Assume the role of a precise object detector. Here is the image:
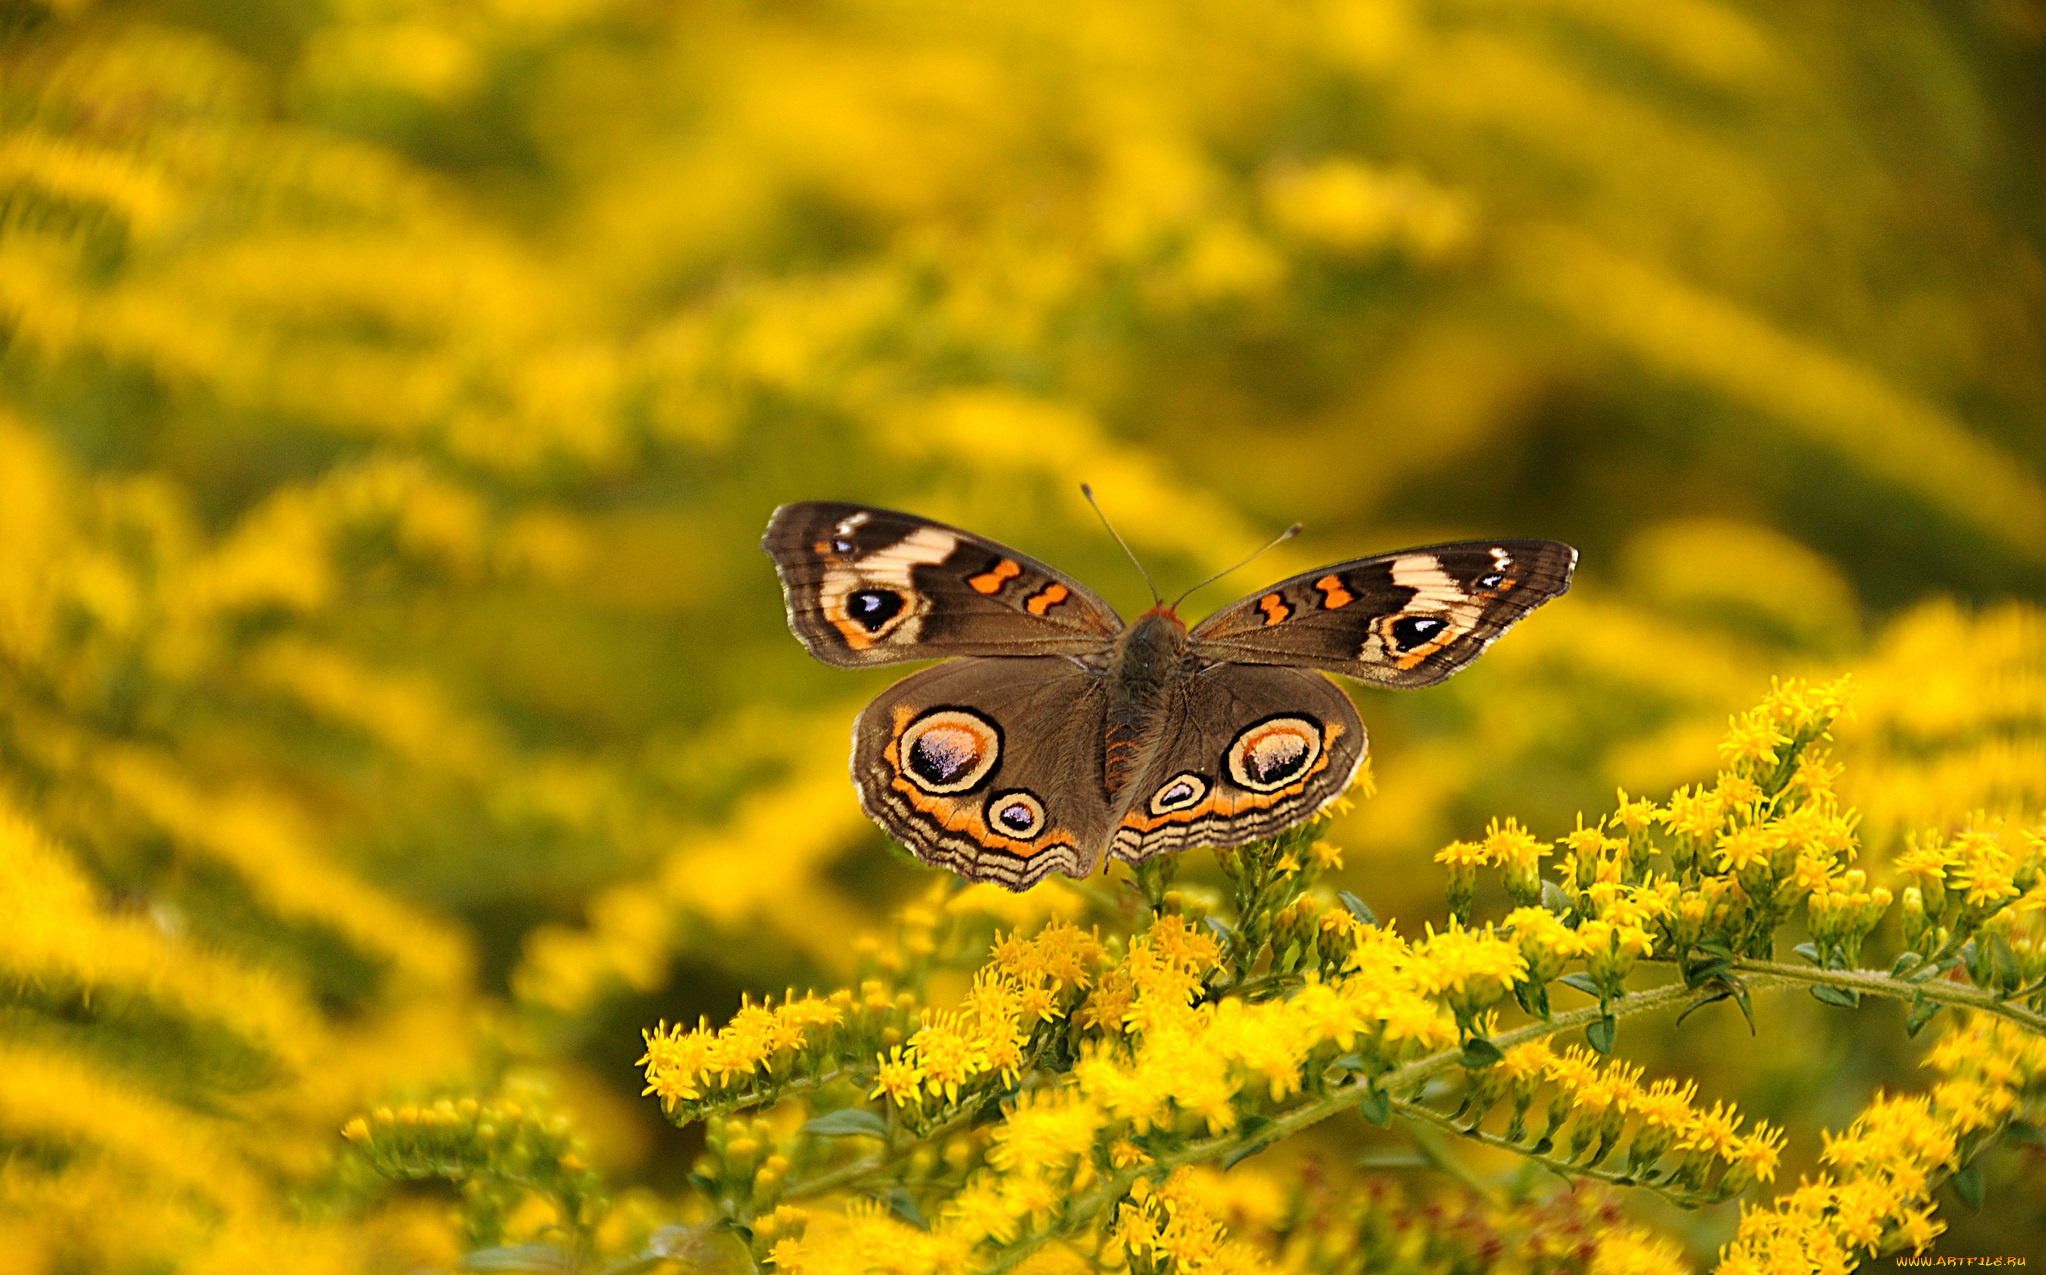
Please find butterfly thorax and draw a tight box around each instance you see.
[1102,607,1194,799]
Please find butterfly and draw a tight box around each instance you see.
[762,501,1576,890]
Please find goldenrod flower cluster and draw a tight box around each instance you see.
[341,1086,602,1251]
[1162,1169,1687,1275]
[642,993,852,1111]
[617,680,2046,1272]
[1722,1017,2046,1270]
[1115,1169,1277,1274]
[1458,1041,1784,1202]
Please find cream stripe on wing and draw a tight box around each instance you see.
[820,527,960,647]
[1358,552,1487,662]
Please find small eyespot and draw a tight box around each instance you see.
[847,588,906,632]
[1389,614,1448,651]
[1149,773,1210,816]
[900,709,1001,794]
[986,789,1045,841]
[1478,572,1504,589]
[1225,716,1323,793]
[832,537,856,554]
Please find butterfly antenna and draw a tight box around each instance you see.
[1080,483,1163,606]
[1170,521,1302,611]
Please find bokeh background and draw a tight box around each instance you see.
[4,0,2046,1267]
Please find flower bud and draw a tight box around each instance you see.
[1901,887,1928,952]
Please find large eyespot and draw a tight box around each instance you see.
[986,789,1045,841]
[847,588,906,632]
[1389,614,1450,652]
[1149,772,1210,816]
[900,709,1001,794]
[1225,716,1323,793]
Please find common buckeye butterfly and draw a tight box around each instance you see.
[764,502,1575,891]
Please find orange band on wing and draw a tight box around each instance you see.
[1115,723,1343,834]
[1025,582,1070,615]
[1390,627,1460,670]
[884,727,1072,859]
[828,610,878,649]
[1258,594,1291,625]
[968,558,1022,594]
[1314,575,1354,609]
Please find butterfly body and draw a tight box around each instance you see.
[764,501,1575,890]
[1102,607,1196,796]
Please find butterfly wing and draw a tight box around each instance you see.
[852,655,1115,889]
[1188,540,1576,689]
[1108,664,1365,865]
[763,502,1123,668]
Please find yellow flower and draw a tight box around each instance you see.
[1719,708,1789,772]
[1714,825,1780,876]
[1414,921,1527,1018]
[870,1046,922,1107]
[1434,838,1489,867]
[1661,784,1726,842]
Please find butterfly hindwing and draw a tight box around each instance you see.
[1189,540,1576,689]
[851,656,1115,888]
[763,502,1123,668]
[1108,664,1366,865]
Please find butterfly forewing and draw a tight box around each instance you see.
[762,502,1124,668]
[1189,539,1576,689]
[851,656,1114,888]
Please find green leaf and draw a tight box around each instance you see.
[1950,1161,1985,1210]
[1359,1087,1392,1126]
[1220,1115,1275,1169]
[1727,977,1756,1034]
[1541,880,1571,915]
[1585,1015,1617,1054]
[1890,952,1924,977]
[1559,973,1601,997]
[1682,957,1734,986]
[1460,1036,1505,1068]
[1675,989,1729,1028]
[1906,994,1942,1038]
[639,1226,755,1274]
[887,1186,928,1228]
[1338,891,1378,927]
[1809,984,1861,1009]
[2005,1120,2046,1147]
[1793,942,1821,964]
[803,1108,889,1139]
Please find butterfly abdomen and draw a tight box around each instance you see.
[1103,608,1194,798]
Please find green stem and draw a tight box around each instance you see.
[782,1153,886,1201]
[1402,1118,1503,1206]
[1656,958,2046,1035]
[1390,1100,1727,1209]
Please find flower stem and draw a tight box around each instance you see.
[1652,957,2046,1035]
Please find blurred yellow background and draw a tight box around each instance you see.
[3,0,2045,1267]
